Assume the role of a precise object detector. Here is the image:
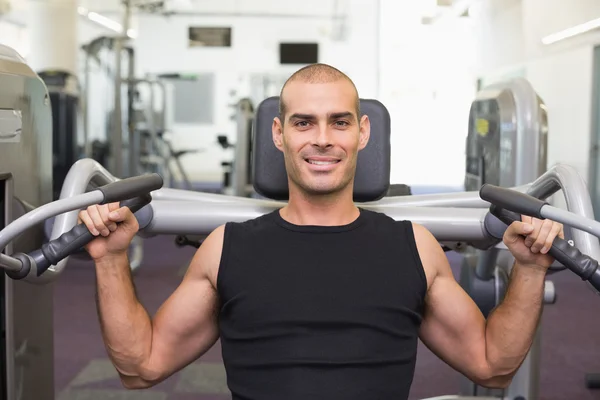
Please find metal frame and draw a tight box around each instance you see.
[2,173,15,400]
[462,76,549,400]
[0,159,581,288]
[2,43,600,400]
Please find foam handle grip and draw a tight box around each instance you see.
[33,194,153,275]
[39,224,95,271]
[489,204,522,227]
[547,238,599,282]
[480,184,547,219]
[98,173,163,204]
[490,204,600,284]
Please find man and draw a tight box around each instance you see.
[79,63,563,400]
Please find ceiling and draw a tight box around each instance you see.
[2,0,483,29]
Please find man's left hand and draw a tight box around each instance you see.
[503,216,564,269]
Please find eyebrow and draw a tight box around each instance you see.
[288,112,355,121]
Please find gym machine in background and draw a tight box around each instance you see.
[80,36,197,187]
[1,45,600,400]
[458,78,550,399]
[218,98,255,197]
[0,44,54,400]
[37,70,82,201]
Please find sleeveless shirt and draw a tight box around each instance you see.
[217,208,427,400]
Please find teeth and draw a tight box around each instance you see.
[308,160,336,165]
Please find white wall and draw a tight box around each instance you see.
[527,47,594,181]
[0,20,27,58]
[379,0,478,187]
[132,0,379,182]
[1,0,480,189]
[471,0,600,189]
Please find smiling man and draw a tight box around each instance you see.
[272,65,367,226]
[78,63,564,400]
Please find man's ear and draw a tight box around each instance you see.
[272,117,284,151]
[358,114,371,151]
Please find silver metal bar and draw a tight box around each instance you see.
[83,49,91,157]
[0,253,22,272]
[232,99,254,197]
[527,164,600,262]
[3,174,15,400]
[127,47,137,177]
[0,191,103,254]
[151,187,283,205]
[542,205,600,239]
[372,191,488,208]
[112,32,124,177]
[144,200,490,243]
[371,184,531,208]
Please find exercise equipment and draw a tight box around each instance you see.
[1,45,598,400]
[459,78,551,399]
[132,77,198,190]
[0,43,54,400]
[37,70,82,201]
[218,98,255,197]
[81,36,197,187]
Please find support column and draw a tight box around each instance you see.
[27,0,78,74]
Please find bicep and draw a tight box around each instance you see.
[143,225,225,381]
[413,223,490,382]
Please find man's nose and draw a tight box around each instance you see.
[313,125,333,148]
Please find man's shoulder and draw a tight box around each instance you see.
[224,209,279,233]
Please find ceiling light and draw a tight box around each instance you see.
[542,17,600,45]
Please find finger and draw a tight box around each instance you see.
[88,205,110,236]
[108,206,132,223]
[531,219,554,253]
[504,221,534,243]
[521,215,533,224]
[78,210,100,236]
[559,223,565,239]
[98,204,118,232]
[524,218,544,248]
[108,202,121,212]
[541,223,563,254]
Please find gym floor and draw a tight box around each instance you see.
[54,235,600,400]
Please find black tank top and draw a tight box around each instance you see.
[217,208,427,400]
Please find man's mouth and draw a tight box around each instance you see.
[304,157,341,165]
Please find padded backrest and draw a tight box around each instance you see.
[252,96,391,202]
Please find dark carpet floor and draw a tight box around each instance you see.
[54,235,600,399]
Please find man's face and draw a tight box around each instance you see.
[272,80,370,197]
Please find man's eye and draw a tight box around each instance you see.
[335,121,349,126]
[296,121,309,127]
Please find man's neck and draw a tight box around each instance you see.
[280,188,359,227]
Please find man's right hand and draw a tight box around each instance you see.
[78,203,139,261]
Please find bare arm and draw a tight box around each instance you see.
[414,220,557,388]
[96,229,223,388]
[83,204,225,388]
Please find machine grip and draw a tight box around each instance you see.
[39,224,94,270]
[32,195,153,275]
[480,184,547,219]
[548,238,599,282]
[119,194,152,214]
[490,205,600,286]
[489,204,522,227]
[98,173,163,204]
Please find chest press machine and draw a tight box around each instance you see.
[0,45,599,400]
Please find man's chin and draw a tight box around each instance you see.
[298,180,347,197]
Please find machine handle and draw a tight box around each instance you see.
[98,173,163,204]
[28,195,152,276]
[480,184,547,219]
[489,204,600,291]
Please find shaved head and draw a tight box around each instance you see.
[279,63,360,123]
